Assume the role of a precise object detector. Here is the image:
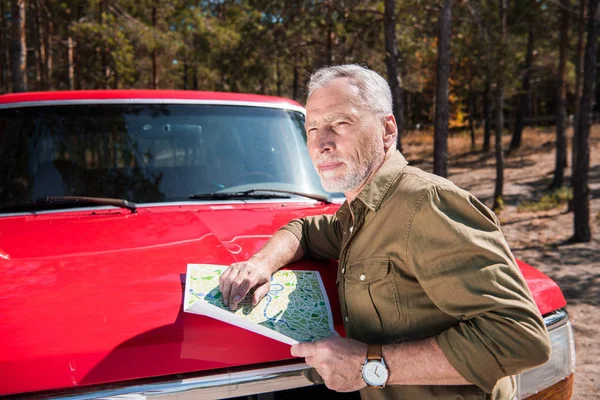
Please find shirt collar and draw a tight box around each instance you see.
[337,150,408,216]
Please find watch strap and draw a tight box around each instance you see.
[366,344,383,361]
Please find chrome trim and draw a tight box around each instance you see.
[39,312,566,400]
[543,308,568,330]
[0,98,306,114]
[40,362,320,400]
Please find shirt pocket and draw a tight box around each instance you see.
[344,257,401,340]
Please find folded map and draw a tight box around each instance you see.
[183,263,338,345]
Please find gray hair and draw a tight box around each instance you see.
[307,64,393,116]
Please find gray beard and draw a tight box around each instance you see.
[316,143,385,193]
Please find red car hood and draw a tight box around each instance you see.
[0,203,565,395]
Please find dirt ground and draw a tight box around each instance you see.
[404,126,600,399]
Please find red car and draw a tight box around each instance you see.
[0,91,575,399]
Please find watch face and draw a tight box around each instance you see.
[362,360,389,386]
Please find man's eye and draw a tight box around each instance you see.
[334,121,347,126]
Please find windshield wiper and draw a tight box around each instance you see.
[0,196,137,213]
[189,190,291,201]
[247,188,332,203]
[189,189,331,203]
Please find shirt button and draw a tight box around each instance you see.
[344,316,348,322]
[360,274,366,281]
[341,268,345,274]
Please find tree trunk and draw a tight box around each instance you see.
[483,79,492,152]
[38,0,49,89]
[44,0,52,89]
[494,83,505,210]
[384,0,404,152]
[509,0,535,153]
[572,0,587,197]
[67,27,75,90]
[151,6,158,89]
[33,0,46,90]
[10,0,27,93]
[551,0,570,189]
[493,0,506,211]
[573,0,598,242]
[326,2,334,65]
[468,84,476,150]
[0,0,7,93]
[433,0,453,177]
[99,0,110,88]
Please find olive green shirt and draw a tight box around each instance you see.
[281,151,551,400]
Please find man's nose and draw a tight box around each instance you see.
[315,128,335,153]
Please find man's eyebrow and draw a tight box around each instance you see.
[326,112,355,122]
[305,113,356,127]
[305,119,319,128]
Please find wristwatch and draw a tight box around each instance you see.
[361,344,389,388]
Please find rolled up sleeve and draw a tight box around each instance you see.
[279,214,342,261]
[406,185,551,393]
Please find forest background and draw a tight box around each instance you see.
[2,0,600,398]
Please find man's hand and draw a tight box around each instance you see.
[219,259,273,310]
[218,229,304,310]
[291,337,368,392]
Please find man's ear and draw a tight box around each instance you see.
[382,114,398,150]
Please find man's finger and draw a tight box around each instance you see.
[252,282,270,305]
[220,267,239,307]
[291,342,317,358]
[303,355,317,368]
[218,266,232,296]
[234,278,254,308]
[229,272,249,310]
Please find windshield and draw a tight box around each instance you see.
[0,103,328,207]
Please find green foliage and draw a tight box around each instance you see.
[1,0,588,119]
[518,187,574,212]
[71,14,137,88]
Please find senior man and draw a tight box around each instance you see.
[219,64,551,400]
